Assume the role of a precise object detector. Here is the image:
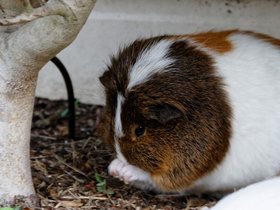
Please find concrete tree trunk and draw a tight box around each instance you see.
[0,0,96,206]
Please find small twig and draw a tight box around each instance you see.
[54,154,88,178]
[31,155,50,160]
[64,170,85,183]
[54,202,61,208]
[67,190,80,200]
[60,195,108,200]
[46,183,54,190]
[31,133,57,140]
[70,141,78,166]
[82,137,91,150]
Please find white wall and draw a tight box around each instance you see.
[36,0,280,105]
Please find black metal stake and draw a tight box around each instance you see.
[51,56,76,139]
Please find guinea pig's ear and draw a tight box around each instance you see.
[146,103,182,125]
[99,70,113,89]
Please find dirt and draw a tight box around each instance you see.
[28,98,217,210]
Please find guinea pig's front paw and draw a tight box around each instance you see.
[108,158,153,186]
[108,158,126,178]
[120,164,152,185]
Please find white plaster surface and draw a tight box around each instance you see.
[36,0,280,105]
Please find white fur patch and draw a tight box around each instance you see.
[108,158,155,190]
[127,39,174,90]
[115,93,124,138]
[108,158,151,184]
[211,177,280,210]
[114,93,127,162]
[112,40,175,178]
[192,33,280,192]
[114,139,127,163]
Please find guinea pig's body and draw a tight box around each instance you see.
[98,30,280,199]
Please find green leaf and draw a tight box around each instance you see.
[96,180,106,187]
[74,99,80,107]
[60,108,69,118]
[94,172,114,195]
[106,188,115,195]
[0,208,18,210]
[94,173,103,183]
[60,98,80,118]
[97,185,105,193]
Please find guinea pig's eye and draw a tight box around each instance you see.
[135,125,145,137]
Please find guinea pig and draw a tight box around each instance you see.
[98,30,280,198]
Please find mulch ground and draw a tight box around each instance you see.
[30,98,218,210]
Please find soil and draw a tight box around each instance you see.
[29,98,217,210]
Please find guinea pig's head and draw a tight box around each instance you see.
[98,36,232,192]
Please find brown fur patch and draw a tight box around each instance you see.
[98,36,232,192]
[145,42,231,190]
[98,36,168,153]
[171,30,280,54]
[171,30,237,54]
[242,31,280,48]
[97,108,115,151]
